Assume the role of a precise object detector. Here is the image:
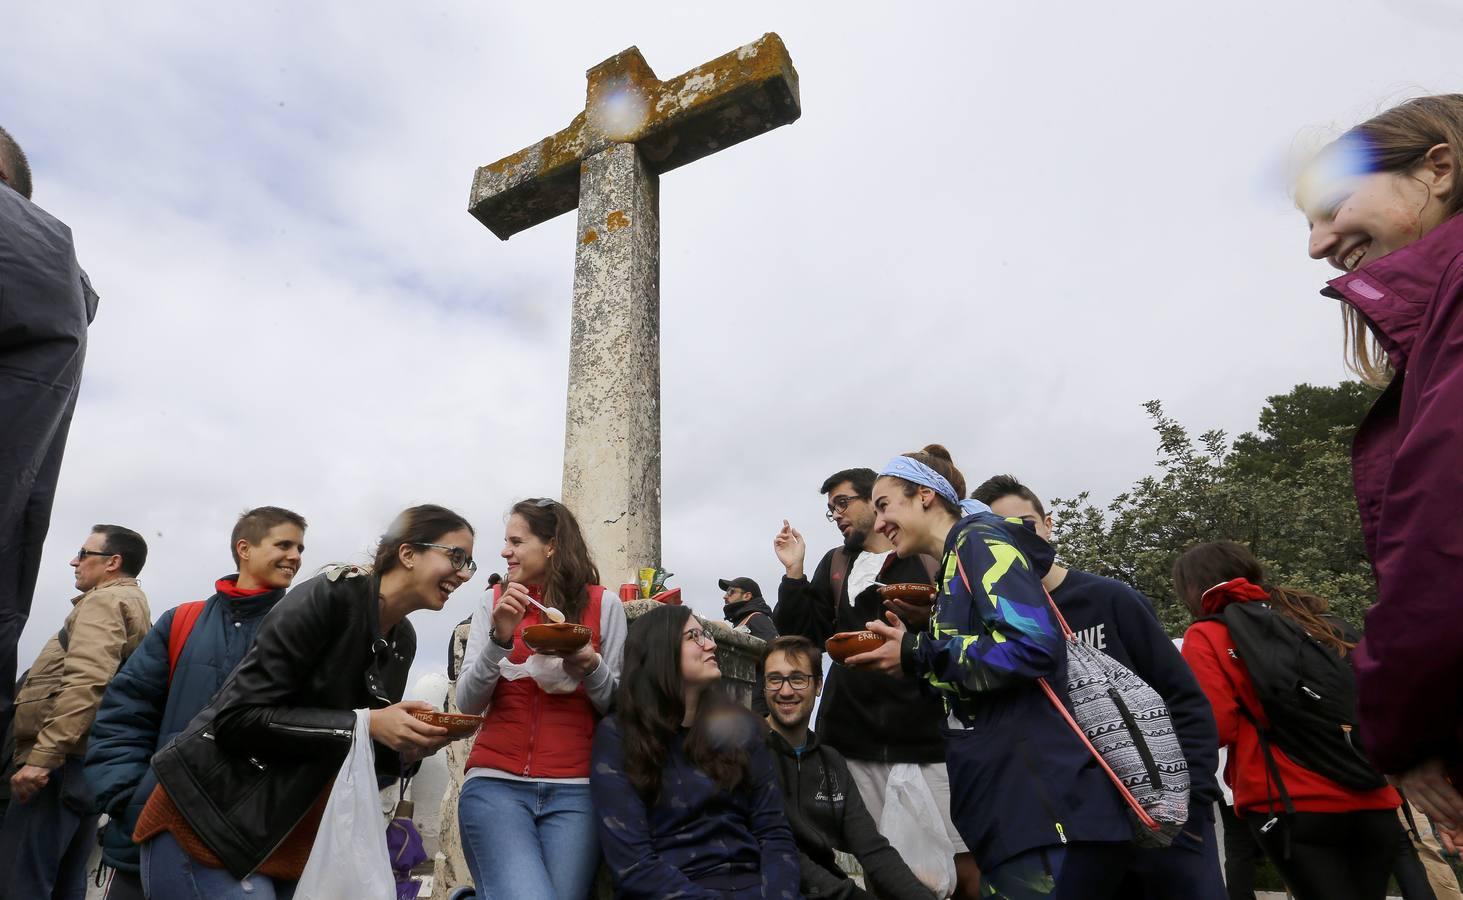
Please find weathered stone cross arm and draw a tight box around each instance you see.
[469,32,801,239]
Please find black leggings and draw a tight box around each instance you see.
[1246,808,1409,900]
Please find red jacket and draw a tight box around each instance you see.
[1180,579,1399,817]
[465,585,605,778]
[1325,213,1463,778]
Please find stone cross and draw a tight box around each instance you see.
[469,34,800,584]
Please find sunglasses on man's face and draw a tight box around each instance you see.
[75,549,114,561]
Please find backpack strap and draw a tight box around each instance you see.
[167,601,207,685]
[829,547,849,607]
[1237,705,1296,857]
[736,610,766,630]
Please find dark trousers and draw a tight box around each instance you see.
[1247,808,1404,900]
[1117,802,1228,900]
[0,194,93,738]
[104,869,147,900]
[0,758,99,900]
[1219,802,1260,900]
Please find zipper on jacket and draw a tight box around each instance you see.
[1016,742,1068,846]
[269,722,354,741]
[523,690,540,776]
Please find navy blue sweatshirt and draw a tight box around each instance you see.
[591,714,802,899]
[1048,568,1222,809]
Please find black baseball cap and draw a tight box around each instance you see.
[717,576,761,597]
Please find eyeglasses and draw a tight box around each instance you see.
[824,494,860,521]
[526,498,557,509]
[413,543,478,574]
[764,673,814,691]
[75,549,115,560]
[683,628,716,649]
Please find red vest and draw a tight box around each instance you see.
[465,584,605,778]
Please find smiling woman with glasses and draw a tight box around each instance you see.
[589,604,799,899]
[455,497,627,900]
[142,505,474,897]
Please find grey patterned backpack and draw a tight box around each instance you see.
[955,557,1191,847]
[1042,595,1191,847]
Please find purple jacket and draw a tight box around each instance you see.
[1324,212,1463,777]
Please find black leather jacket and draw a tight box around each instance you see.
[151,565,415,878]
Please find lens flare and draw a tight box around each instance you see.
[1295,132,1375,220]
[589,80,650,142]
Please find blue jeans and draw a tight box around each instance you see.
[142,831,297,900]
[458,776,599,900]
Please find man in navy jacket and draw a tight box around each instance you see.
[84,507,305,899]
[972,474,1226,900]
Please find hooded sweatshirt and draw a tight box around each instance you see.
[1180,578,1399,817]
[1323,212,1463,778]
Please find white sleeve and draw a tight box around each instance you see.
[583,592,626,715]
[455,589,512,715]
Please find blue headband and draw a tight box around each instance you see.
[879,456,992,517]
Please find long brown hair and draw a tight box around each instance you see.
[510,498,599,623]
[615,605,753,804]
[1330,95,1463,387]
[1172,540,1355,656]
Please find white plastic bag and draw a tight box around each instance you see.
[294,709,396,899]
[501,653,581,693]
[880,764,957,899]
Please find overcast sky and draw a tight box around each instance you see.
[8,0,1462,687]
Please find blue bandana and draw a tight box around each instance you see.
[879,456,992,517]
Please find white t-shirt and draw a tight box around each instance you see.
[847,550,893,606]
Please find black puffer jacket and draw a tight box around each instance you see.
[151,566,414,878]
[765,727,933,900]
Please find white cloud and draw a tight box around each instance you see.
[8,0,1459,687]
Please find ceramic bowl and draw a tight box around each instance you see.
[523,622,592,655]
[408,710,484,739]
[825,630,887,664]
[878,582,938,606]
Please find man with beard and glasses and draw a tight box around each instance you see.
[84,507,306,900]
[763,635,934,900]
[773,468,980,899]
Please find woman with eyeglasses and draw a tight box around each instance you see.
[455,498,628,900]
[590,604,799,899]
[141,504,474,899]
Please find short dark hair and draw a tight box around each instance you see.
[763,635,823,682]
[819,468,876,499]
[970,474,1046,517]
[93,525,148,577]
[0,126,33,200]
[231,506,308,566]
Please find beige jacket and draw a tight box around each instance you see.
[13,577,151,769]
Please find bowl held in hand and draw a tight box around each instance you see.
[523,622,592,655]
[825,630,887,664]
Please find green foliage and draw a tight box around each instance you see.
[1049,383,1380,636]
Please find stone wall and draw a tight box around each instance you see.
[428,601,765,899]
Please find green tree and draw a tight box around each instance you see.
[1049,382,1378,636]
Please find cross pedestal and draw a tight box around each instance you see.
[470,34,800,583]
